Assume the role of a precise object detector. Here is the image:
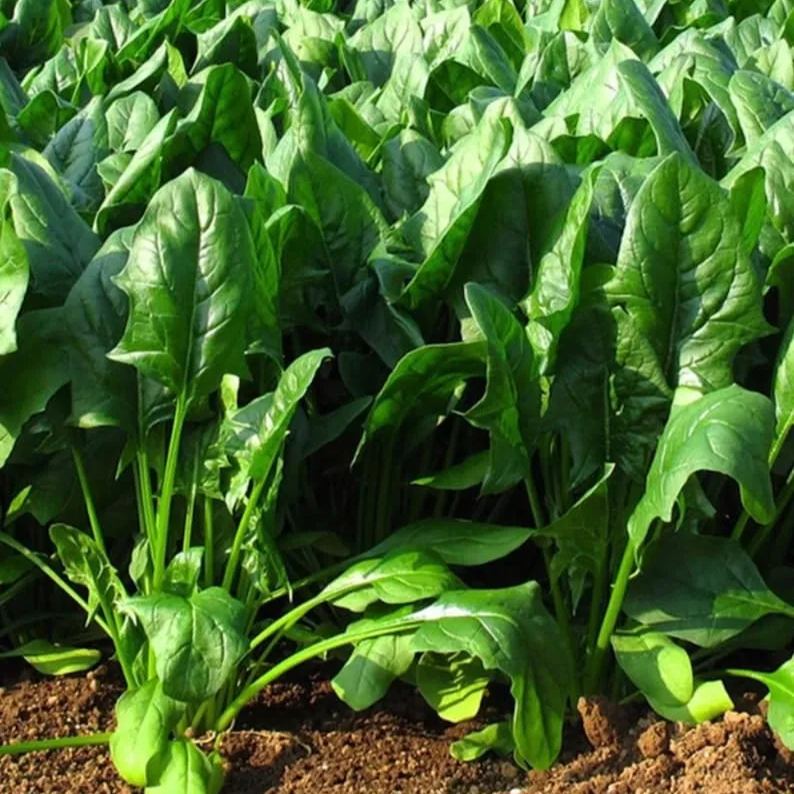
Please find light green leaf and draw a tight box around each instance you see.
[321,550,461,613]
[110,679,184,787]
[0,197,29,355]
[0,640,101,676]
[416,652,490,722]
[332,631,415,710]
[730,658,794,750]
[412,450,489,491]
[608,153,771,393]
[628,385,775,549]
[50,524,128,624]
[369,518,531,566]
[144,740,223,794]
[400,115,512,309]
[451,721,515,762]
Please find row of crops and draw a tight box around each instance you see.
[2,0,794,790]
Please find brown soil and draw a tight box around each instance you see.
[1,665,793,793]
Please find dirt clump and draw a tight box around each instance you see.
[530,697,794,794]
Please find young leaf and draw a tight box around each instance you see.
[0,639,101,676]
[731,658,794,750]
[624,534,794,647]
[110,679,184,787]
[464,283,540,494]
[451,720,515,762]
[50,523,128,623]
[109,169,255,405]
[121,587,247,702]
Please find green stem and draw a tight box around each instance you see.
[222,476,267,592]
[216,621,420,731]
[584,536,636,694]
[249,592,327,652]
[183,482,198,553]
[748,468,794,558]
[0,733,111,756]
[204,497,215,588]
[524,475,546,528]
[72,448,106,556]
[137,451,157,544]
[732,431,790,543]
[153,394,189,590]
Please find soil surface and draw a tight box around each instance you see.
[0,664,793,793]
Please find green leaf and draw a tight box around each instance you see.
[0,639,101,676]
[359,342,484,451]
[608,153,770,394]
[624,534,794,647]
[411,582,572,770]
[612,632,733,722]
[110,679,184,787]
[524,169,596,372]
[106,92,161,152]
[464,283,540,494]
[95,110,178,234]
[451,721,515,762]
[590,0,658,60]
[628,385,776,549]
[5,154,99,302]
[64,227,138,432]
[400,115,512,309]
[170,64,260,173]
[368,518,531,566]
[416,652,490,722]
[145,740,223,794]
[0,310,70,467]
[121,587,247,702]
[321,550,461,613]
[109,169,254,404]
[163,549,204,597]
[729,70,794,147]
[412,450,489,491]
